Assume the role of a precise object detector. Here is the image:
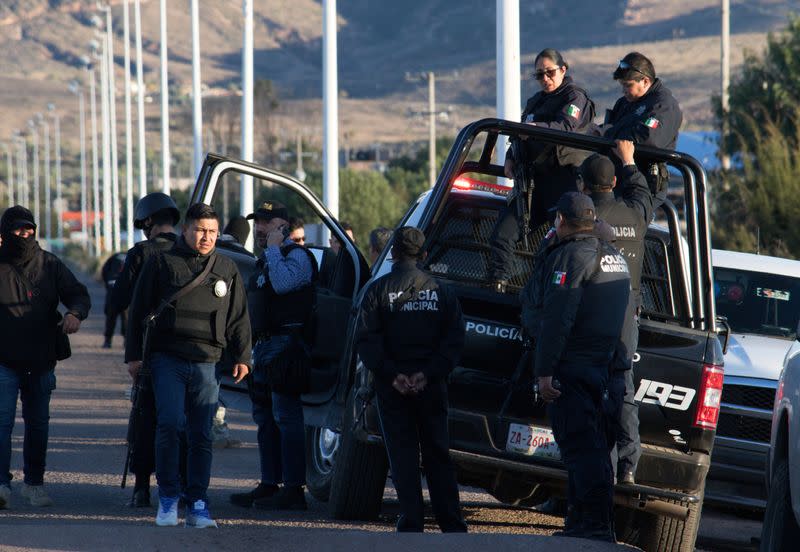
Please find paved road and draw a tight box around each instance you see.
[0,269,761,551]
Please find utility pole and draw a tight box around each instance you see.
[322,0,339,245]
[134,0,147,199]
[721,0,731,170]
[100,30,112,253]
[160,0,170,193]
[70,80,89,251]
[28,120,40,233]
[50,106,63,242]
[4,143,13,206]
[88,58,102,255]
[191,0,203,179]
[496,0,521,168]
[241,0,254,250]
[406,72,455,188]
[123,0,134,248]
[295,132,306,182]
[105,7,121,252]
[40,114,52,242]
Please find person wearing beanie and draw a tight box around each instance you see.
[0,206,91,510]
[355,226,468,533]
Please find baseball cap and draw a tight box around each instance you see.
[553,192,596,223]
[246,200,289,222]
[0,205,37,234]
[392,226,425,258]
[581,154,616,190]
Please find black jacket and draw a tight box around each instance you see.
[356,260,465,384]
[525,233,630,378]
[601,79,682,150]
[109,232,177,313]
[510,76,596,168]
[0,244,91,373]
[591,164,654,298]
[125,237,251,367]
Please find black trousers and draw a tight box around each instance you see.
[375,379,466,533]
[103,290,126,339]
[488,164,579,281]
[548,363,617,541]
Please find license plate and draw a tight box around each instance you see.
[506,423,561,460]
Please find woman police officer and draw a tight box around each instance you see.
[488,48,596,291]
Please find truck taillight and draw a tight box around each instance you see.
[694,363,724,429]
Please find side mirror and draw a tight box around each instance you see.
[716,315,731,355]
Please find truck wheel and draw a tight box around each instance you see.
[616,482,704,552]
[304,425,340,502]
[328,390,389,520]
[760,458,800,551]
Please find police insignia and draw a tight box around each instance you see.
[644,117,660,129]
[552,271,567,285]
[566,104,581,119]
[256,274,266,288]
[635,105,646,115]
[214,280,228,297]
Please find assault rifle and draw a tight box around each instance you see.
[510,138,535,250]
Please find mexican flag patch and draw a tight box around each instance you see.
[552,271,567,285]
[566,104,581,119]
[644,117,660,129]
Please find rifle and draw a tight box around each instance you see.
[121,314,156,489]
[510,138,535,251]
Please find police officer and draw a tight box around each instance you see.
[599,52,682,197]
[230,201,317,511]
[582,142,656,485]
[356,226,467,533]
[100,251,127,348]
[488,48,595,292]
[126,203,251,528]
[0,206,91,509]
[528,193,630,541]
[109,191,180,508]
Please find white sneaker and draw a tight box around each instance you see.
[21,484,53,507]
[155,495,179,526]
[185,499,218,528]
[0,485,10,509]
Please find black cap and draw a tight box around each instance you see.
[133,192,180,229]
[553,192,596,223]
[581,154,616,190]
[392,226,425,258]
[1,205,37,234]
[246,201,289,222]
[223,215,251,246]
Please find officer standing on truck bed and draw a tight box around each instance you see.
[582,140,656,485]
[528,193,631,542]
[356,226,467,533]
[110,192,180,508]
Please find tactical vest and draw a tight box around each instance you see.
[247,244,319,334]
[593,193,647,297]
[152,252,232,350]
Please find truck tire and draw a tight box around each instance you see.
[328,391,389,520]
[760,458,800,551]
[616,481,705,552]
[304,425,340,502]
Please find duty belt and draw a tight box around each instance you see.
[253,323,303,343]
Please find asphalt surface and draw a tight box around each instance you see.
[0,268,762,551]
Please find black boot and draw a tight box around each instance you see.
[230,482,278,508]
[103,337,112,349]
[129,485,150,507]
[253,486,307,511]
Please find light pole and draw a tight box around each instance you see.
[28,119,40,233]
[4,142,12,206]
[496,0,521,169]
[721,0,731,170]
[191,0,203,179]
[123,0,134,248]
[40,114,52,242]
[322,0,339,246]
[98,29,113,253]
[15,131,28,206]
[49,105,63,242]
[134,0,147,199]
[105,7,121,252]
[70,80,89,251]
[87,48,102,255]
[241,0,254,250]
[159,0,170,193]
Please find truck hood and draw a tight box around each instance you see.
[723,334,793,380]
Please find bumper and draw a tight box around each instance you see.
[706,436,768,509]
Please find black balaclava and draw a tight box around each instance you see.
[0,205,39,263]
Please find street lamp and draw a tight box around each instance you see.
[48,104,63,242]
[4,142,13,207]
[27,119,40,234]
[86,44,103,255]
[38,113,51,242]
[70,79,89,252]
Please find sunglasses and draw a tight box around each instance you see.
[533,66,562,81]
[291,236,305,244]
[617,60,651,80]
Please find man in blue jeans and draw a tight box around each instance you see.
[0,206,90,509]
[230,201,317,511]
[126,203,250,528]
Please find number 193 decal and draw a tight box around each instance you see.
[634,379,696,411]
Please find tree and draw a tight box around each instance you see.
[338,168,406,247]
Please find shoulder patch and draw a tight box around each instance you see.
[552,271,567,286]
[565,104,581,119]
[644,117,660,129]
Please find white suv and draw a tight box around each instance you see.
[707,249,800,510]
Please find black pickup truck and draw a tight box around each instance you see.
[190,119,724,552]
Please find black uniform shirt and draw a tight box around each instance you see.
[530,234,631,378]
[591,164,654,298]
[109,232,177,313]
[356,259,465,384]
[601,79,682,150]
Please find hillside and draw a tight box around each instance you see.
[0,0,796,161]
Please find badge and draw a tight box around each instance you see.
[214,280,228,297]
[256,274,266,288]
[635,105,646,116]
